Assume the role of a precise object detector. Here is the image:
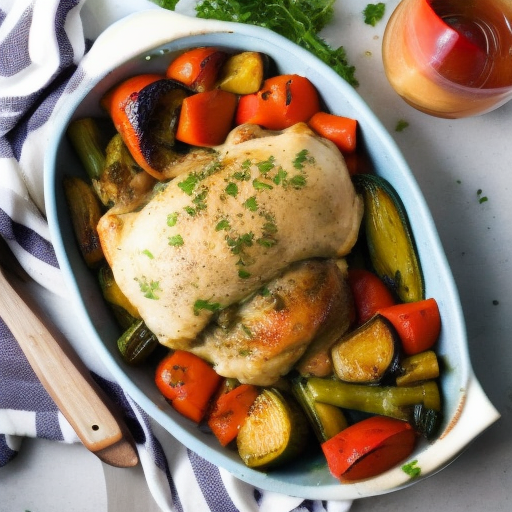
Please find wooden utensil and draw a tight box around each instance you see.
[0,238,138,468]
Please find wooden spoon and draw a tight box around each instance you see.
[0,239,138,468]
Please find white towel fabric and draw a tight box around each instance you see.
[0,1,353,511]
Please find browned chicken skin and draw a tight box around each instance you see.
[189,259,354,386]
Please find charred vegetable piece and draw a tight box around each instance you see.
[98,264,140,328]
[166,47,228,92]
[67,117,107,180]
[292,377,348,443]
[411,404,443,440]
[217,51,268,94]
[396,350,440,386]
[331,314,402,384]
[95,133,155,207]
[102,75,191,179]
[322,415,417,481]
[63,176,104,268]
[117,319,159,365]
[353,174,425,303]
[237,388,310,469]
[307,377,441,422]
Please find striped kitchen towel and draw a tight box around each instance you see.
[0,1,352,511]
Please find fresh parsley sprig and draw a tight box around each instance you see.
[154,0,357,86]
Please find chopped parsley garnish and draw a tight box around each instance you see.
[167,212,178,226]
[238,269,252,279]
[225,182,239,197]
[136,277,161,300]
[257,156,276,174]
[363,3,386,26]
[215,219,231,231]
[243,196,259,211]
[477,189,488,203]
[193,299,222,316]
[253,178,273,191]
[178,174,198,195]
[142,249,154,259]
[289,174,307,189]
[273,167,288,185]
[402,460,421,478]
[293,149,314,169]
[395,119,410,132]
[226,232,254,255]
[168,234,184,247]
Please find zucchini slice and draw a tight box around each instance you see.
[237,389,309,469]
[353,174,425,303]
[117,319,159,365]
[396,350,440,386]
[292,377,348,443]
[331,314,402,384]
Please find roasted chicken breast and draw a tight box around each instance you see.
[98,123,363,352]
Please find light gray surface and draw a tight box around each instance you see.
[1,0,511,510]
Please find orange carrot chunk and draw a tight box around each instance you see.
[166,47,227,92]
[347,268,396,325]
[235,74,320,130]
[322,415,416,481]
[155,350,223,423]
[176,89,237,147]
[308,112,357,154]
[207,384,260,446]
[378,298,441,355]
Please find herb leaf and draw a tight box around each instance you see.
[363,3,386,26]
[155,0,357,86]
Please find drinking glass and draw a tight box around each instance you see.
[382,0,512,118]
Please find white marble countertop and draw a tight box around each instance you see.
[2,0,511,510]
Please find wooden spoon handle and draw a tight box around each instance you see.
[0,268,138,467]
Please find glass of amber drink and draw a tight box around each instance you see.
[382,0,512,118]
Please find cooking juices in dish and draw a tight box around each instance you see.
[65,46,445,482]
[382,0,512,118]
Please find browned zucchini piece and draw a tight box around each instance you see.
[331,314,402,384]
[117,319,159,365]
[217,52,268,94]
[292,377,348,443]
[396,350,440,386]
[237,389,310,469]
[353,174,425,303]
[63,176,104,268]
[67,117,107,181]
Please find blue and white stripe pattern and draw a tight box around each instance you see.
[0,1,352,510]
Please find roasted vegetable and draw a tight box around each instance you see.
[117,319,159,365]
[63,176,104,268]
[235,74,321,130]
[166,47,228,92]
[411,404,443,440]
[237,388,310,468]
[98,264,140,328]
[94,133,155,207]
[331,314,402,384]
[292,377,348,442]
[207,383,260,446]
[307,377,441,421]
[322,415,416,481]
[67,117,107,180]
[347,267,396,325]
[176,89,237,147]
[155,350,223,423]
[102,75,191,179]
[353,174,425,303]
[378,298,441,355]
[217,51,268,94]
[396,350,440,386]
[307,112,357,154]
